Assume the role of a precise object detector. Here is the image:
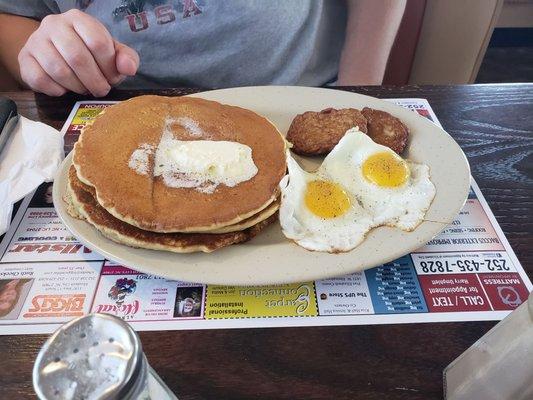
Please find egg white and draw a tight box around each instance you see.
[279,155,374,252]
[279,128,436,253]
[321,129,436,231]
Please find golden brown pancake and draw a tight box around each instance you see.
[73,95,286,233]
[66,166,276,253]
[207,199,279,234]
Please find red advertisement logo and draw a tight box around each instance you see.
[94,300,140,317]
[478,273,530,310]
[93,277,139,318]
[8,243,93,254]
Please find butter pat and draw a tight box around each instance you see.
[154,137,258,193]
[161,140,256,179]
[128,119,258,193]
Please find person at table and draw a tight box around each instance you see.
[0,0,406,97]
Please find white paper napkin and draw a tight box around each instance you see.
[0,116,63,235]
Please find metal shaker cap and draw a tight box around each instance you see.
[33,313,143,400]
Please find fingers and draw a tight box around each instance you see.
[114,41,139,77]
[71,13,124,85]
[18,54,66,97]
[50,24,111,97]
[31,38,87,94]
[19,9,138,97]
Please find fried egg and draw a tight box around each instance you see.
[279,128,436,252]
[279,156,374,252]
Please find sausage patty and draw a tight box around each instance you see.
[286,108,368,156]
[361,107,409,154]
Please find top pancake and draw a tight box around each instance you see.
[73,95,286,233]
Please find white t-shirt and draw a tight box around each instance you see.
[1,0,347,88]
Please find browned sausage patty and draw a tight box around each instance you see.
[286,108,368,156]
[361,107,409,154]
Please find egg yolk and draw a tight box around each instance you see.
[304,180,351,218]
[362,152,410,187]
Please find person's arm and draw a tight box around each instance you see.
[337,0,406,85]
[0,14,39,84]
[0,9,139,97]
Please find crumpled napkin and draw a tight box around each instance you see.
[0,116,63,235]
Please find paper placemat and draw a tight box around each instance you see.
[0,98,530,335]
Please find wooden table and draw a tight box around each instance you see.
[1,84,531,399]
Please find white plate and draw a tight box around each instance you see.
[53,86,470,285]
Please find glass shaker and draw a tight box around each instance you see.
[33,312,178,399]
[444,291,533,399]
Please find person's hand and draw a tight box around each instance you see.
[18,9,139,97]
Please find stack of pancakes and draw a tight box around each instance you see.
[66,96,287,253]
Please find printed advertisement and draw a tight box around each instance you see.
[0,98,530,335]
